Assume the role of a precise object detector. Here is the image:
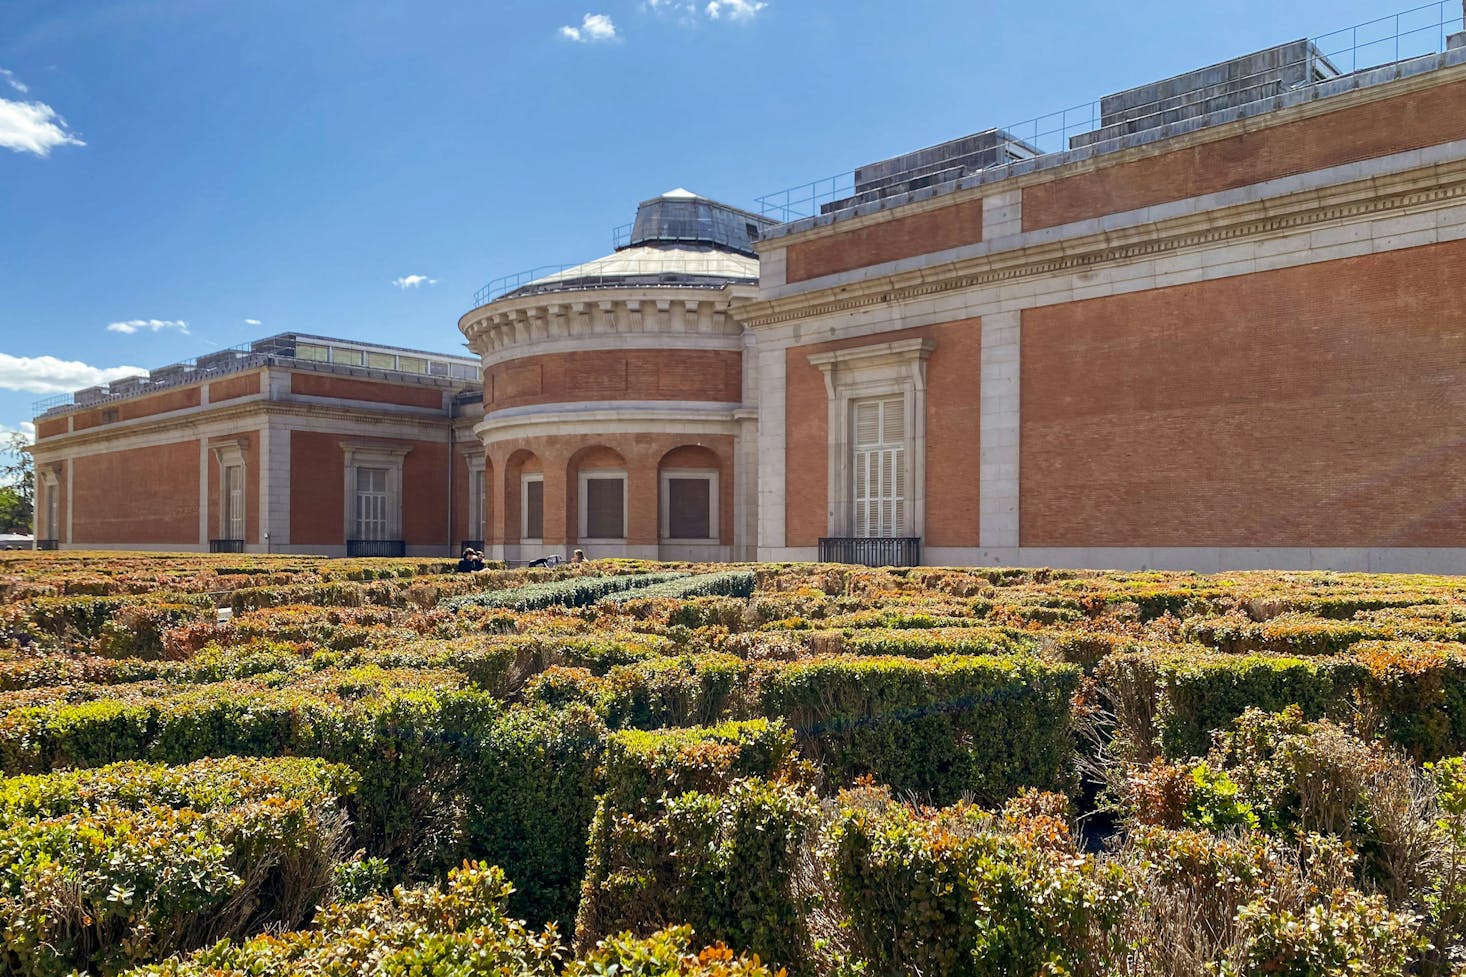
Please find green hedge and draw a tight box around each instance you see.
[595,570,756,604]
[126,864,783,977]
[442,572,689,612]
[1353,641,1466,760]
[837,625,1024,658]
[577,721,813,972]
[1096,651,1365,760]
[126,862,561,977]
[759,654,1080,803]
[825,788,1124,977]
[459,704,607,929]
[1182,612,1390,656]
[0,756,354,977]
[595,654,756,730]
[0,667,496,872]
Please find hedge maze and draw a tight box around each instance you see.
[4,552,1466,974]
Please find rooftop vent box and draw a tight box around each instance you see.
[74,386,108,406]
[196,350,248,373]
[149,364,193,385]
[821,128,1041,215]
[107,376,147,396]
[1069,39,1340,149]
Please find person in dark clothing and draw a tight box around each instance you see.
[456,548,481,573]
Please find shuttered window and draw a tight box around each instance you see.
[469,468,485,539]
[355,467,389,540]
[584,476,625,539]
[852,396,906,538]
[522,477,544,540]
[222,464,245,540]
[667,477,711,539]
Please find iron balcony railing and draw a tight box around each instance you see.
[755,1,1465,222]
[819,537,922,568]
[347,540,407,558]
[209,539,246,554]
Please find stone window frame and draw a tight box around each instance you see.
[578,468,629,543]
[211,439,249,541]
[465,453,487,542]
[807,338,935,539]
[340,441,412,542]
[659,467,720,543]
[39,466,61,541]
[520,472,545,543]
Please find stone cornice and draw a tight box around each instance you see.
[459,284,756,358]
[475,402,745,443]
[739,160,1466,329]
[29,399,454,456]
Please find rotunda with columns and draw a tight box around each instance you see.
[458,190,775,562]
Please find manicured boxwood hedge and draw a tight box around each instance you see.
[759,654,1081,803]
[443,572,689,612]
[577,720,815,972]
[0,756,354,977]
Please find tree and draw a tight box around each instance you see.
[0,432,34,535]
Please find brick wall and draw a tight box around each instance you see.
[290,372,446,410]
[785,198,984,283]
[485,349,742,411]
[402,441,449,546]
[35,417,67,440]
[72,386,202,432]
[71,441,200,544]
[484,433,735,547]
[289,432,344,545]
[208,371,263,403]
[783,319,983,548]
[1020,238,1466,547]
[1023,78,1466,232]
[287,431,450,546]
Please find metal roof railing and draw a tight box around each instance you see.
[32,333,480,419]
[754,0,1464,223]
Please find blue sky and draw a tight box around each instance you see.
[2,0,1459,441]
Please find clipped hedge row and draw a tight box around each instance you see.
[1098,643,1466,761]
[596,570,757,604]
[1096,650,1364,760]
[760,654,1080,803]
[443,571,689,612]
[577,720,815,972]
[127,862,783,977]
[0,756,354,977]
[825,787,1123,977]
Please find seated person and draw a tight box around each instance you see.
[456,548,480,573]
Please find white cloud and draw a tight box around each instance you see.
[244,318,262,326]
[0,96,84,157]
[106,318,189,335]
[391,274,438,289]
[0,421,37,442]
[0,352,146,395]
[705,0,766,19]
[646,0,765,23]
[0,69,28,94]
[559,13,618,42]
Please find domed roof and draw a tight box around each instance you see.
[502,190,777,301]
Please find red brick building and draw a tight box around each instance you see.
[31,17,1466,570]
